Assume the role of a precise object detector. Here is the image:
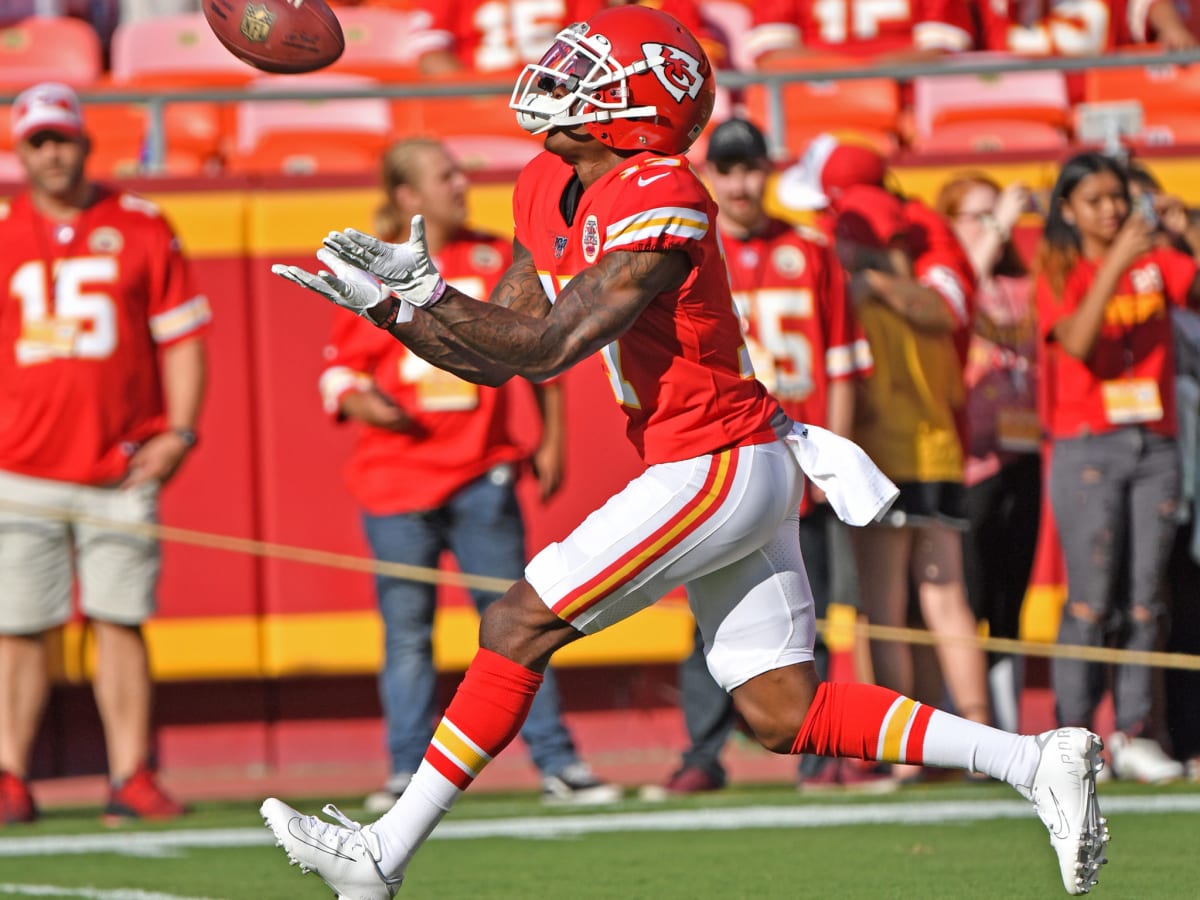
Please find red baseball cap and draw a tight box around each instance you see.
[778,133,887,211]
[832,184,906,249]
[11,82,84,143]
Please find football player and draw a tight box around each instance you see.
[264,7,1109,897]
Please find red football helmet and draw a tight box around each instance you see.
[510,5,715,155]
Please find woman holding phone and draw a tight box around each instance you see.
[1036,152,1198,784]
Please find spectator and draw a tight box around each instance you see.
[318,137,619,811]
[263,10,1111,899]
[782,135,993,773]
[1034,150,1194,783]
[745,0,974,66]
[658,117,879,795]
[936,173,1042,735]
[410,0,604,75]
[974,0,1197,55]
[0,83,208,825]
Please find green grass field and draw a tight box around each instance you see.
[2,780,1198,899]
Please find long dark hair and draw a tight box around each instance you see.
[1034,151,1130,298]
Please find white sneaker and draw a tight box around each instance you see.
[1015,729,1110,895]
[1108,732,1185,784]
[260,798,402,900]
[541,761,622,806]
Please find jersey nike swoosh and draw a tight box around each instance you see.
[637,172,671,187]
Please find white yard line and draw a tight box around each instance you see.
[0,794,1196,858]
[0,886,222,900]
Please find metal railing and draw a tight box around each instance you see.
[5,48,1200,171]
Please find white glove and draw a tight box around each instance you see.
[272,248,413,328]
[322,214,448,309]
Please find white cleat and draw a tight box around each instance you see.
[1015,729,1111,895]
[260,797,402,900]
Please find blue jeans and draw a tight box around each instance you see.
[362,468,578,778]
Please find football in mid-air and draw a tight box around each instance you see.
[203,0,345,74]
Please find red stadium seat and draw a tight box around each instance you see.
[909,120,1069,155]
[328,7,423,81]
[109,13,255,88]
[744,56,901,159]
[233,73,392,174]
[1083,59,1200,147]
[0,17,103,90]
[911,57,1071,137]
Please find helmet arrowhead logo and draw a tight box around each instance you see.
[643,42,703,103]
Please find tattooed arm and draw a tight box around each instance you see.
[425,244,690,381]
[380,240,553,386]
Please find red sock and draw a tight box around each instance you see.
[422,648,543,790]
[792,681,934,765]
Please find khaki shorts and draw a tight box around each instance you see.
[0,469,160,633]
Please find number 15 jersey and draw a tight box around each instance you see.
[513,150,783,465]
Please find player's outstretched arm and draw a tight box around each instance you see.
[426,245,690,381]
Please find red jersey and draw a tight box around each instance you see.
[513,151,782,464]
[1037,246,1197,439]
[722,218,871,514]
[319,229,525,515]
[0,188,210,486]
[746,0,974,60]
[975,0,1159,55]
[721,219,870,425]
[412,0,605,73]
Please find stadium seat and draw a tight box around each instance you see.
[911,58,1071,138]
[441,134,541,172]
[232,73,392,174]
[225,136,382,176]
[328,7,422,80]
[908,120,1069,155]
[744,56,900,159]
[391,72,520,138]
[1083,60,1200,146]
[109,13,255,87]
[0,17,104,89]
[109,13,260,170]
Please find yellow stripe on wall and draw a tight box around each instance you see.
[48,603,697,682]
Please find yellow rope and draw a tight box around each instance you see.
[5,497,1200,671]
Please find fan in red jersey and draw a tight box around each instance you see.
[318,137,618,812]
[746,0,974,64]
[0,82,208,826]
[975,0,1196,56]
[264,7,1110,898]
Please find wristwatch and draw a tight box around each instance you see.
[171,427,199,450]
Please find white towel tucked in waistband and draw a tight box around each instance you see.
[783,422,899,526]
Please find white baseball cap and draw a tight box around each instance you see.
[11,82,84,143]
[777,133,888,211]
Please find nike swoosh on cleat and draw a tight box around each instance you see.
[637,173,671,187]
[1047,788,1071,840]
[288,819,355,861]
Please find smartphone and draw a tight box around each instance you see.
[1136,192,1159,227]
